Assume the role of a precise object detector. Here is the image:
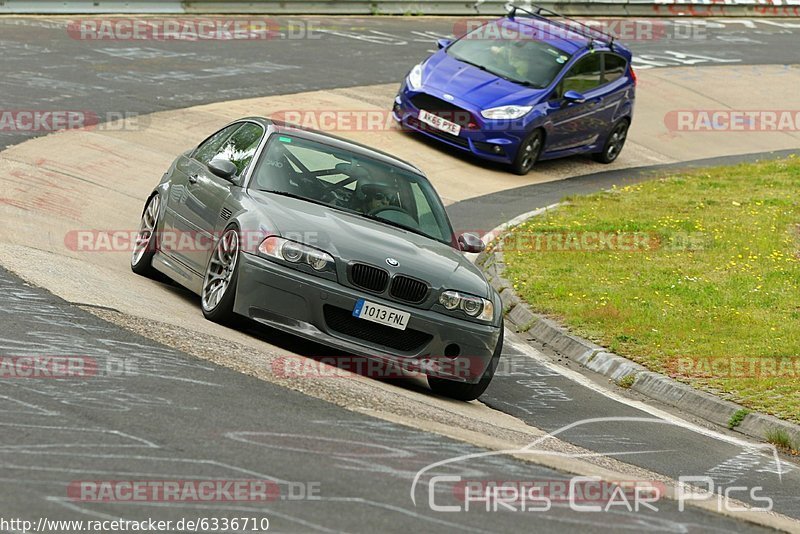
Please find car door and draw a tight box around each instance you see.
[543,52,610,153]
[162,123,241,268]
[191,121,265,273]
[597,52,632,129]
[170,122,265,274]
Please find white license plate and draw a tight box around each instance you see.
[353,299,410,331]
[418,109,461,136]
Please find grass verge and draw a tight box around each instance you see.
[501,157,800,424]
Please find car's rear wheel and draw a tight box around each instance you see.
[593,119,629,164]
[428,324,504,401]
[131,194,160,277]
[201,226,240,323]
[511,130,543,176]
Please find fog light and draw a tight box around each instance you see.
[444,344,461,358]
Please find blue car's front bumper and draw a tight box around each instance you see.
[392,84,529,165]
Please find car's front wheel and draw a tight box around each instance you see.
[131,194,160,277]
[428,325,504,401]
[593,119,629,164]
[201,226,240,323]
[511,130,543,176]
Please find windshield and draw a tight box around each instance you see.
[446,30,571,89]
[249,133,454,244]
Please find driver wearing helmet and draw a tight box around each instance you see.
[360,182,397,214]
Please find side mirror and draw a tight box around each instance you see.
[563,90,586,104]
[208,158,238,181]
[458,232,485,254]
[436,38,452,50]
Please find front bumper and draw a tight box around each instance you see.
[234,252,501,383]
[392,85,529,165]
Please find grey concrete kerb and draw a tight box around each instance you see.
[476,205,800,450]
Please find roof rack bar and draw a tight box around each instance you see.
[507,3,615,49]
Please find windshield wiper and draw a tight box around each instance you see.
[257,190,447,244]
[453,54,540,88]
[256,189,352,213]
[454,57,488,72]
[257,189,322,204]
[490,71,538,87]
[359,212,437,242]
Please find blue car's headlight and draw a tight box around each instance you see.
[407,63,424,90]
[439,290,494,322]
[259,236,335,274]
[481,105,532,120]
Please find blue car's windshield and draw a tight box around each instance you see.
[446,32,571,89]
[250,133,454,244]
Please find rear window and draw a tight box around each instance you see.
[603,53,627,84]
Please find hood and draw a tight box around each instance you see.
[422,52,547,109]
[248,191,490,298]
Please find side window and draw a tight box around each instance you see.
[560,53,602,96]
[409,182,444,241]
[216,123,265,175]
[193,124,241,165]
[603,53,627,84]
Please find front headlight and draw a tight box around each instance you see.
[438,290,494,322]
[258,236,335,273]
[407,63,424,90]
[480,105,532,120]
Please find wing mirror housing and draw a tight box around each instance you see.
[437,38,452,49]
[208,158,238,181]
[563,90,587,104]
[458,232,485,253]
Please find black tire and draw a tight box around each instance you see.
[428,324,504,401]
[131,194,160,278]
[593,119,629,164]
[201,226,240,324]
[511,130,543,176]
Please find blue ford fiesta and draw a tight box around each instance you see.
[392,5,637,175]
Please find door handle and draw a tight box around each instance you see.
[188,173,199,184]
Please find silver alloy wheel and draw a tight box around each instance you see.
[131,195,160,267]
[520,135,541,171]
[606,122,628,160]
[201,228,239,312]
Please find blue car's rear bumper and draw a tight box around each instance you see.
[392,86,528,165]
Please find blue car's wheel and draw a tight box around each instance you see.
[511,130,543,176]
[594,119,629,164]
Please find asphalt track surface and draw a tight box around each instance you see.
[0,265,778,533]
[1,15,799,531]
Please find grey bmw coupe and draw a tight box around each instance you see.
[132,117,504,400]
